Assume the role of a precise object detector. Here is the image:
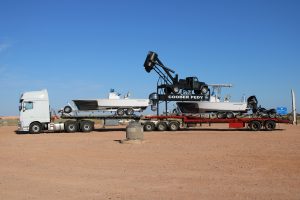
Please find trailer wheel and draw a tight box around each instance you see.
[268,113,276,118]
[264,120,276,131]
[29,122,42,134]
[116,108,125,116]
[217,112,225,119]
[144,122,155,131]
[156,122,167,131]
[80,120,94,132]
[65,121,78,133]
[63,106,72,113]
[168,121,180,131]
[226,112,234,119]
[249,121,261,131]
[125,108,134,116]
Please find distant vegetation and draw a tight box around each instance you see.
[0,118,19,126]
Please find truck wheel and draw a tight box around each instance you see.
[29,122,42,134]
[65,121,78,133]
[80,120,94,132]
[144,122,155,131]
[168,121,180,131]
[264,120,276,131]
[157,122,167,131]
[249,121,261,131]
[63,106,72,113]
[201,86,209,94]
[116,108,124,116]
[125,108,134,116]
[226,112,234,119]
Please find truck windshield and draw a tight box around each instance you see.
[19,101,33,111]
[24,102,33,110]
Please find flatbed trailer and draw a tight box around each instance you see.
[141,115,291,131]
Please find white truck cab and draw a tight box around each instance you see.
[18,89,95,134]
[18,89,51,132]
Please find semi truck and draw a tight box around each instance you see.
[18,89,290,134]
[18,89,139,134]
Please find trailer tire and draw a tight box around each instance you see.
[80,120,94,132]
[264,120,276,131]
[116,108,125,116]
[29,122,42,134]
[63,106,72,113]
[168,121,180,131]
[144,122,155,131]
[125,108,134,116]
[156,122,167,131]
[217,112,225,119]
[226,112,234,119]
[249,121,261,131]
[269,113,276,118]
[65,121,78,133]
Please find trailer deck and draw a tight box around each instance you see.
[142,115,291,131]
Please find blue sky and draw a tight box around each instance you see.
[0,0,299,116]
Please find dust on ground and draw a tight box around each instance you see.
[0,124,299,200]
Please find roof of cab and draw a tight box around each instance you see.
[20,89,49,101]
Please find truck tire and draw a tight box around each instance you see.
[63,106,72,113]
[156,122,167,131]
[264,120,276,131]
[144,122,155,131]
[29,122,42,134]
[65,121,78,133]
[116,108,124,116]
[168,121,180,131]
[249,121,261,131]
[125,108,134,116]
[80,120,94,132]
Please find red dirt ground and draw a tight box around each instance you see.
[0,124,299,200]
